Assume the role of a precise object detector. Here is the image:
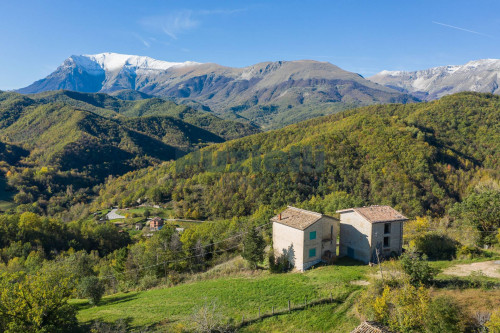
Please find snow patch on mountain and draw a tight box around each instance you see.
[71,52,201,73]
[369,59,500,100]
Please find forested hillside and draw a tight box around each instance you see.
[95,92,500,219]
[0,90,258,215]
[29,90,260,139]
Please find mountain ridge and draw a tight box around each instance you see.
[369,58,500,100]
[18,53,418,129]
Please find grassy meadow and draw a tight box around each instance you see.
[73,258,372,332]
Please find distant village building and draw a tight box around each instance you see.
[271,206,339,271]
[135,223,143,231]
[337,205,408,264]
[149,217,164,231]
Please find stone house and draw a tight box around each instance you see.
[271,206,339,271]
[149,217,164,231]
[337,205,408,264]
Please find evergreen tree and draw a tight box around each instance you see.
[242,228,265,269]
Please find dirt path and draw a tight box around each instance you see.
[106,208,125,220]
[442,260,500,278]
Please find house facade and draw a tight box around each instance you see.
[337,205,408,264]
[271,206,339,271]
[149,217,164,231]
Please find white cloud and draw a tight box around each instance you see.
[139,8,246,40]
[140,10,199,40]
[133,33,151,48]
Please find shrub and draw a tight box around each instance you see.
[139,274,160,291]
[400,253,437,286]
[268,251,293,273]
[414,233,459,260]
[486,309,500,333]
[425,296,465,333]
[457,245,483,259]
[79,276,105,305]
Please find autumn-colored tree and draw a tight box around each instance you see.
[0,270,78,332]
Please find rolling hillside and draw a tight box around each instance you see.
[0,90,257,213]
[94,92,500,219]
[28,90,260,139]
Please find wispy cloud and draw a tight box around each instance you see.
[432,21,493,38]
[133,33,151,47]
[139,8,246,40]
[140,10,199,39]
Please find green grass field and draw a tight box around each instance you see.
[73,259,372,332]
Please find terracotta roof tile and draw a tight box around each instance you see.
[271,206,336,230]
[337,205,407,223]
[350,321,395,333]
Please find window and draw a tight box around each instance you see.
[384,223,391,234]
[309,248,316,258]
[309,231,317,240]
[383,236,390,248]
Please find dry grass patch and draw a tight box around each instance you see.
[432,289,500,314]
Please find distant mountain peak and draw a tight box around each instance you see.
[69,52,201,73]
[18,53,417,128]
[369,59,500,100]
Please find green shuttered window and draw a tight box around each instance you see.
[309,231,316,240]
[309,248,316,258]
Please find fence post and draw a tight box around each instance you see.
[288,299,291,312]
[305,296,307,307]
[330,292,333,303]
[242,314,244,324]
[258,306,261,318]
[272,306,274,315]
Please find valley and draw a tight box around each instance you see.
[1,56,500,333]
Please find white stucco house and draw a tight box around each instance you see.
[271,205,408,270]
[271,206,339,271]
[337,205,408,264]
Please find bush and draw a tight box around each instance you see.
[425,296,465,332]
[486,309,500,333]
[400,253,437,286]
[457,245,484,259]
[268,251,293,273]
[414,233,459,260]
[139,274,160,291]
[79,276,105,305]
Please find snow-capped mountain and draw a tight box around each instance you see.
[369,59,500,100]
[18,52,417,128]
[18,52,201,93]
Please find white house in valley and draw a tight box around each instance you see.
[271,206,338,271]
[337,205,408,264]
[271,205,407,270]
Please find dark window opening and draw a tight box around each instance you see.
[383,236,390,248]
[384,223,391,234]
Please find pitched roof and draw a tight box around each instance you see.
[350,321,394,333]
[271,206,336,230]
[336,205,407,223]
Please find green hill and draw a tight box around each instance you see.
[94,92,500,218]
[0,91,258,214]
[73,260,369,332]
[28,90,260,140]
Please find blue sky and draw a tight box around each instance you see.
[1,0,500,90]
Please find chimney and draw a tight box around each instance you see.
[279,213,282,221]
